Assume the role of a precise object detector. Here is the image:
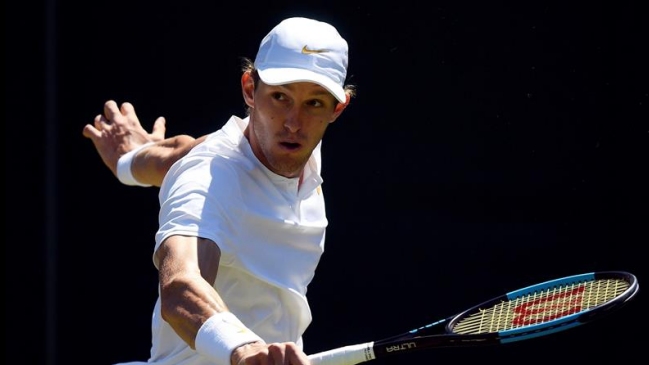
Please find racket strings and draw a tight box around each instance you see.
[452,278,630,334]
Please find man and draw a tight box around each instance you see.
[82,17,355,365]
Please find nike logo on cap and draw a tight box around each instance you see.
[301,45,328,54]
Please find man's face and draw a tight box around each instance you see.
[245,79,343,178]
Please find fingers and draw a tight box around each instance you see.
[82,123,100,139]
[152,116,167,140]
[285,343,310,365]
[267,343,310,365]
[103,100,120,121]
[82,113,108,140]
[93,113,108,129]
[233,342,309,365]
[267,344,285,364]
[120,102,136,117]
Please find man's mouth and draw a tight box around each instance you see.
[280,142,301,150]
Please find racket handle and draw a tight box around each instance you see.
[307,342,375,365]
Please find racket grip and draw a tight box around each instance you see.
[307,342,375,365]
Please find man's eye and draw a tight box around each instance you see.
[272,92,286,100]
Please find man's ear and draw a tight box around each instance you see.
[330,93,350,123]
[241,72,255,108]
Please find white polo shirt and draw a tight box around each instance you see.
[126,115,328,365]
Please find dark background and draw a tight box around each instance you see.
[6,1,647,364]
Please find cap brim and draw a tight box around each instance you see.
[258,68,346,103]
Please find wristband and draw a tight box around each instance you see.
[195,312,264,364]
[116,142,155,187]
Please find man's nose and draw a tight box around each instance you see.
[283,107,303,133]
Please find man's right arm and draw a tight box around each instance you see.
[156,236,310,365]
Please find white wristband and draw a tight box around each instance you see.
[195,312,264,364]
[116,142,155,187]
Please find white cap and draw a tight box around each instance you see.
[254,17,348,103]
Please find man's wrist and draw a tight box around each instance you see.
[116,142,155,187]
[195,312,265,364]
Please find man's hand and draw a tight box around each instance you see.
[82,100,166,177]
[232,341,311,365]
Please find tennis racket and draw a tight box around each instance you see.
[307,271,638,365]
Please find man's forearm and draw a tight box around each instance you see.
[131,134,206,187]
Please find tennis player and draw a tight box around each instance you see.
[83,17,355,365]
